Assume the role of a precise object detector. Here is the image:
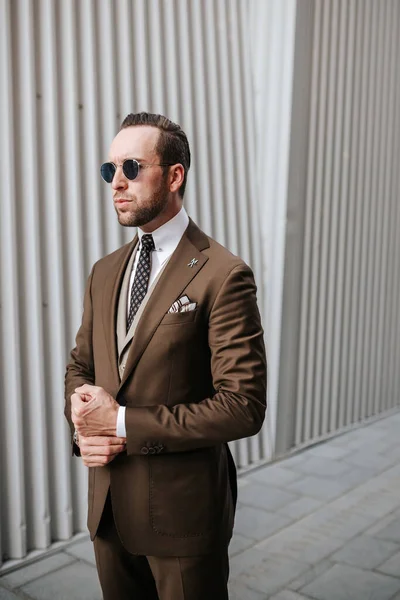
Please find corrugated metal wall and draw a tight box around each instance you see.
[0,0,268,563]
[249,0,298,459]
[276,0,400,454]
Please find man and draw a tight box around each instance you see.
[64,112,267,600]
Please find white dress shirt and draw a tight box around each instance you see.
[116,207,190,437]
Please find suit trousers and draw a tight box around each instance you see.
[93,493,230,600]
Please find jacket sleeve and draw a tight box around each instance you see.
[64,267,95,455]
[124,263,267,455]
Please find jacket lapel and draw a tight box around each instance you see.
[118,219,210,391]
[102,235,138,386]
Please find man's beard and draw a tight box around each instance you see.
[115,181,169,228]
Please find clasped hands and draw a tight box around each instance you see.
[71,384,126,468]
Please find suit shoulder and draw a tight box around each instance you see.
[188,219,251,276]
[195,234,258,313]
[203,234,252,276]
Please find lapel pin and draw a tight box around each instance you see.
[188,258,198,268]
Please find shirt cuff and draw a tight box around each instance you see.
[116,406,127,438]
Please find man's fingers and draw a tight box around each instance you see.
[81,454,119,467]
[79,435,126,446]
[71,392,84,410]
[79,435,126,458]
[75,384,99,394]
[71,392,91,417]
[81,444,126,456]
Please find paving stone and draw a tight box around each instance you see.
[382,444,400,461]
[229,533,255,557]
[230,547,266,578]
[343,449,396,471]
[255,506,372,566]
[238,477,253,488]
[297,506,375,541]
[327,432,372,450]
[346,427,387,445]
[335,465,376,488]
[0,586,25,600]
[255,525,343,565]
[233,552,308,596]
[374,518,400,543]
[359,435,400,455]
[21,561,101,600]
[65,539,96,566]
[238,482,298,511]
[301,563,400,600]
[377,550,400,577]
[376,462,400,483]
[248,465,302,487]
[228,579,266,600]
[373,413,400,428]
[329,428,386,451]
[234,506,291,541]
[365,513,400,537]
[287,559,334,591]
[368,434,400,453]
[269,591,312,600]
[331,535,400,569]
[331,487,400,520]
[1,553,76,588]
[291,456,351,478]
[278,454,309,470]
[286,475,351,501]
[328,433,356,447]
[305,443,352,460]
[278,496,323,520]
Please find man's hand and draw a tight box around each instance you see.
[79,434,126,467]
[71,384,119,437]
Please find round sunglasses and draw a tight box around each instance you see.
[100,159,173,183]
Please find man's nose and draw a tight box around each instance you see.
[111,166,128,191]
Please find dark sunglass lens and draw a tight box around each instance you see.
[123,159,139,180]
[100,163,116,183]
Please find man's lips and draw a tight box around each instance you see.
[114,199,132,205]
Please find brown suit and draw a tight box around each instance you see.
[65,219,266,596]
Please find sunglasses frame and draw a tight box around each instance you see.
[100,159,174,183]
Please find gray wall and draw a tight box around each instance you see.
[277,0,400,455]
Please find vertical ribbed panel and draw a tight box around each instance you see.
[0,0,267,562]
[249,0,298,459]
[0,0,26,562]
[278,0,400,452]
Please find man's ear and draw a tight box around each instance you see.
[168,164,185,194]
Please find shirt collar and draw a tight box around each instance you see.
[137,207,189,253]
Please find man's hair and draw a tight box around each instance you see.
[120,112,191,198]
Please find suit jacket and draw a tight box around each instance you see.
[64,218,267,557]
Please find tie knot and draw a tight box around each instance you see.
[141,234,155,252]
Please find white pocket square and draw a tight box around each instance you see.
[168,296,197,313]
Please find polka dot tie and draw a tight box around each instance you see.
[127,234,155,332]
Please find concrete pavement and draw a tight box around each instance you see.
[1,409,400,599]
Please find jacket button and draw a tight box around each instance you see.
[140,447,149,455]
